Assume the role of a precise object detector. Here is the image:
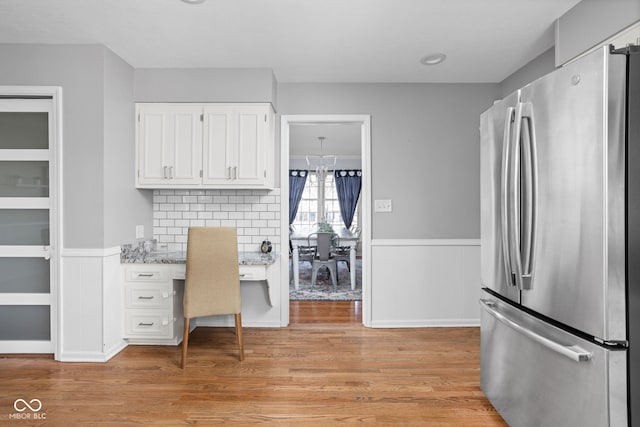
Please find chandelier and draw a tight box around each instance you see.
[305,136,336,180]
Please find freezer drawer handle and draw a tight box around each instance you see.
[480,299,592,363]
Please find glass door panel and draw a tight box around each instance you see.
[0,210,49,245]
[0,161,49,197]
[0,258,50,293]
[0,306,50,340]
[0,112,49,149]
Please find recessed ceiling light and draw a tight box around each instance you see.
[420,53,447,66]
[181,0,205,4]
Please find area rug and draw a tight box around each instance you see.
[289,259,362,301]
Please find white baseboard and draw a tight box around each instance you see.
[371,319,481,328]
[57,340,127,362]
[196,318,282,328]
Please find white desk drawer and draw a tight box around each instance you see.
[125,283,174,309]
[124,310,174,338]
[239,265,266,281]
[174,265,266,281]
[125,268,169,282]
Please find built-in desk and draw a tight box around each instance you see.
[121,250,276,345]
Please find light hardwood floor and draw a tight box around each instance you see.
[0,301,506,426]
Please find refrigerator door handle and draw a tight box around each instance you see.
[519,102,538,290]
[501,107,516,286]
[509,104,524,289]
[480,299,593,362]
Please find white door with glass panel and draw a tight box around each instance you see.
[0,96,57,353]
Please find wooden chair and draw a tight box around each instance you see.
[309,232,339,290]
[181,227,244,368]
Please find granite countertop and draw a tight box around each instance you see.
[120,241,276,265]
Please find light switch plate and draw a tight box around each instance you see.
[135,225,144,239]
[374,199,393,212]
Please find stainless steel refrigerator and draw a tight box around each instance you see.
[479,45,640,426]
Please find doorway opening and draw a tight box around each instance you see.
[280,115,371,326]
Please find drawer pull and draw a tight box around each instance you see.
[138,322,154,327]
[138,296,154,300]
[136,273,155,277]
[480,299,592,362]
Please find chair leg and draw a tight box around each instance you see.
[235,313,245,361]
[311,264,319,287]
[181,317,190,369]
[328,262,338,290]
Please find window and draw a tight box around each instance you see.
[293,172,358,230]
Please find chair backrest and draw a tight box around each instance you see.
[308,232,338,261]
[184,227,241,319]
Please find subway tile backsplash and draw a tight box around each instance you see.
[152,189,281,253]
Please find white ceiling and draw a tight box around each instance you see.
[0,0,581,83]
[289,123,362,157]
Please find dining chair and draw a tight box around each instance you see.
[289,225,317,281]
[332,244,351,271]
[333,227,360,271]
[181,227,244,368]
[309,232,339,290]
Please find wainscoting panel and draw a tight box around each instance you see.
[59,248,126,362]
[370,240,481,328]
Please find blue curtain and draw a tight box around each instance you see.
[289,170,308,224]
[334,169,362,229]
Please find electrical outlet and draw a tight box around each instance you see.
[374,199,393,212]
[135,225,144,239]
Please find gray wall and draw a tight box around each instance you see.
[103,49,153,247]
[499,47,556,99]
[278,83,499,239]
[134,68,277,106]
[556,0,640,66]
[0,44,104,248]
[0,44,151,248]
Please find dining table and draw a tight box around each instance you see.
[289,226,359,291]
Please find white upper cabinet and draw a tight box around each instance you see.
[136,104,202,186]
[136,103,274,189]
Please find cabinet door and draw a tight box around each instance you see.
[202,106,234,185]
[137,105,166,184]
[202,104,271,187]
[235,105,268,185]
[137,104,202,186]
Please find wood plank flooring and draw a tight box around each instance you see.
[0,301,506,426]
